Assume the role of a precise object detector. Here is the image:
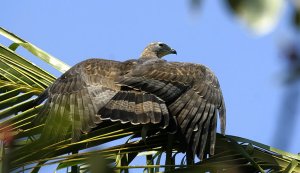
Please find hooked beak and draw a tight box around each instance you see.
[170,49,177,55]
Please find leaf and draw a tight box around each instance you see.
[0,27,70,73]
[57,159,83,170]
[283,159,298,173]
[293,7,300,29]
[227,135,300,161]
[227,136,265,173]
[30,161,46,173]
[155,152,163,173]
[146,154,154,173]
[226,0,285,35]
[0,44,55,87]
[8,43,19,51]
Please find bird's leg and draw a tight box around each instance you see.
[165,134,174,172]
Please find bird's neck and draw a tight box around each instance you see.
[140,50,159,59]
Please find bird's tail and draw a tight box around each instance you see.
[98,91,170,129]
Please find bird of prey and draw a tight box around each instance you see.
[34,42,226,159]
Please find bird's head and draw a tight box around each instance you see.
[140,42,177,59]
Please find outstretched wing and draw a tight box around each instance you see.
[117,59,226,159]
[35,59,122,141]
[35,59,171,142]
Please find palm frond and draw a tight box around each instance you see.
[0,43,55,134]
[0,27,70,73]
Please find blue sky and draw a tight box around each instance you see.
[1,0,300,172]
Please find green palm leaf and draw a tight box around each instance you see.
[0,27,70,73]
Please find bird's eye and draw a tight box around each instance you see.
[158,43,164,47]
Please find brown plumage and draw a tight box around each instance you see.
[34,42,226,159]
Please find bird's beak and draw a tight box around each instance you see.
[170,49,177,55]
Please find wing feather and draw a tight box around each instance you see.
[192,103,210,156]
[169,89,193,120]
[198,105,215,159]
[180,94,202,134]
[209,108,218,155]
[160,103,169,129]
[185,100,206,143]
[76,89,89,133]
[177,91,198,126]
[34,59,124,142]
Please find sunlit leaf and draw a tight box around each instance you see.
[226,0,285,35]
[0,27,70,73]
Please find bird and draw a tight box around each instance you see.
[33,42,226,159]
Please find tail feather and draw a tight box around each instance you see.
[141,94,151,124]
[98,91,169,127]
[110,92,127,121]
[128,93,139,124]
[152,100,162,123]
